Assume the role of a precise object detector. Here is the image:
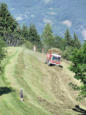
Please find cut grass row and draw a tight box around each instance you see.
[0,47,79,115]
[0,47,51,115]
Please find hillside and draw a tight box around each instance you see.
[0,47,86,115]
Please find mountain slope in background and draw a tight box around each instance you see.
[1,0,86,41]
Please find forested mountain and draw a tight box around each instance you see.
[0,3,81,58]
[2,0,86,41]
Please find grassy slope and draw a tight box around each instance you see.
[0,47,84,115]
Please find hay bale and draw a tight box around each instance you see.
[48,48,62,55]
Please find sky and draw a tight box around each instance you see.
[0,0,86,42]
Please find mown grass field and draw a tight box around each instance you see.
[0,47,85,115]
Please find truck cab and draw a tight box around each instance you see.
[46,53,61,66]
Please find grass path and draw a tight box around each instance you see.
[0,47,51,115]
[0,47,85,115]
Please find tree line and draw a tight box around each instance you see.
[0,2,81,71]
[0,3,81,52]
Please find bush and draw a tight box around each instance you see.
[62,46,74,60]
[0,38,6,72]
[24,41,33,49]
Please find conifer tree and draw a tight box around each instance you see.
[0,37,6,72]
[42,23,54,51]
[21,24,29,40]
[73,33,81,49]
[0,3,18,45]
[64,29,72,47]
[54,35,65,50]
[28,24,41,46]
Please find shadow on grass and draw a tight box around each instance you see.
[72,105,86,115]
[0,87,14,96]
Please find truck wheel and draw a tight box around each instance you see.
[59,65,63,68]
